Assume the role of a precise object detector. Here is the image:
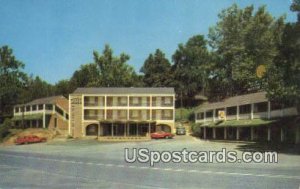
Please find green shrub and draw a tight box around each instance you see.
[0,118,11,142]
[175,108,195,122]
[191,122,201,136]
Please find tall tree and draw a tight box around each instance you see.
[93,44,140,87]
[70,63,100,89]
[172,35,210,104]
[140,49,173,87]
[208,4,285,98]
[0,46,27,120]
[266,2,300,109]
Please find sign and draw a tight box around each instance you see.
[218,110,226,119]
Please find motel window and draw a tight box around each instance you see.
[118,97,127,106]
[38,104,43,110]
[20,106,24,112]
[226,106,237,116]
[32,105,37,111]
[197,112,204,120]
[162,97,173,106]
[206,110,213,118]
[15,107,19,113]
[239,104,251,114]
[254,102,268,113]
[26,106,31,112]
[55,106,63,116]
[45,104,53,110]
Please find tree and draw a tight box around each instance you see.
[70,63,100,89]
[54,79,72,97]
[93,44,140,87]
[172,35,210,105]
[208,4,285,98]
[19,76,55,103]
[0,46,27,121]
[266,2,300,109]
[140,49,173,87]
[291,0,300,22]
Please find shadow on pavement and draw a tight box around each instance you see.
[235,142,300,155]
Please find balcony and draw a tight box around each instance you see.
[129,110,150,120]
[107,110,128,120]
[84,110,104,120]
[152,96,173,107]
[106,96,128,107]
[152,109,173,120]
[84,96,105,107]
[129,97,150,107]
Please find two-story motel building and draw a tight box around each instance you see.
[195,91,300,144]
[12,96,69,134]
[69,88,175,140]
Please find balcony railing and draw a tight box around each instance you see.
[84,115,104,120]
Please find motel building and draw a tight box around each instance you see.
[195,91,300,144]
[12,96,69,134]
[69,87,175,141]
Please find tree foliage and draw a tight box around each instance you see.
[208,4,285,98]
[172,35,210,101]
[0,46,27,119]
[141,49,173,87]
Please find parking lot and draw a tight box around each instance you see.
[0,135,299,188]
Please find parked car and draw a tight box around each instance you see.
[15,135,47,145]
[151,131,174,139]
[176,127,186,135]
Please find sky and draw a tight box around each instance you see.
[0,0,297,84]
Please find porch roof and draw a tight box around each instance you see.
[197,118,276,128]
[99,120,156,124]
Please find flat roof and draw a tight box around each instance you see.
[197,91,268,112]
[72,87,175,95]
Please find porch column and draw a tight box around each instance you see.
[250,127,254,140]
[148,122,151,137]
[124,123,126,137]
[224,127,227,139]
[236,127,240,140]
[267,126,271,141]
[213,128,216,139]
[98,123,100,137]
[236,105,240,120]
[43,104,46,128]
[213,109,216,122]
[267,101,271,119]
[280,128,284,142]
[250,103,254,120]
[203,127,207,139]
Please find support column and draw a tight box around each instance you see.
[204,111,206,122]
[203,127,207,139]
[236,106,240,120]
[213,109,216,122]
[236,127,240,140]
[267,126,271,142]
[213,128,216,139]
[148,122,151,137]
[124,123,126,137]
[43,104,46,128]
[98,123,100,137]
[224,107,227,121]
[280,128,284,142]
[224,127,227,139]
[250,127,254,140]
[267,101,271,119]
[250,103,254,120]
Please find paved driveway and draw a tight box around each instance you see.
[0,135,299,188]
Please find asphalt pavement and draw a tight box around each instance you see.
[0,135,299,189]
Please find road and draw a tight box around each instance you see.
[0,135,299,189]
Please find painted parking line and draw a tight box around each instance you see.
[1,153,300,180]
